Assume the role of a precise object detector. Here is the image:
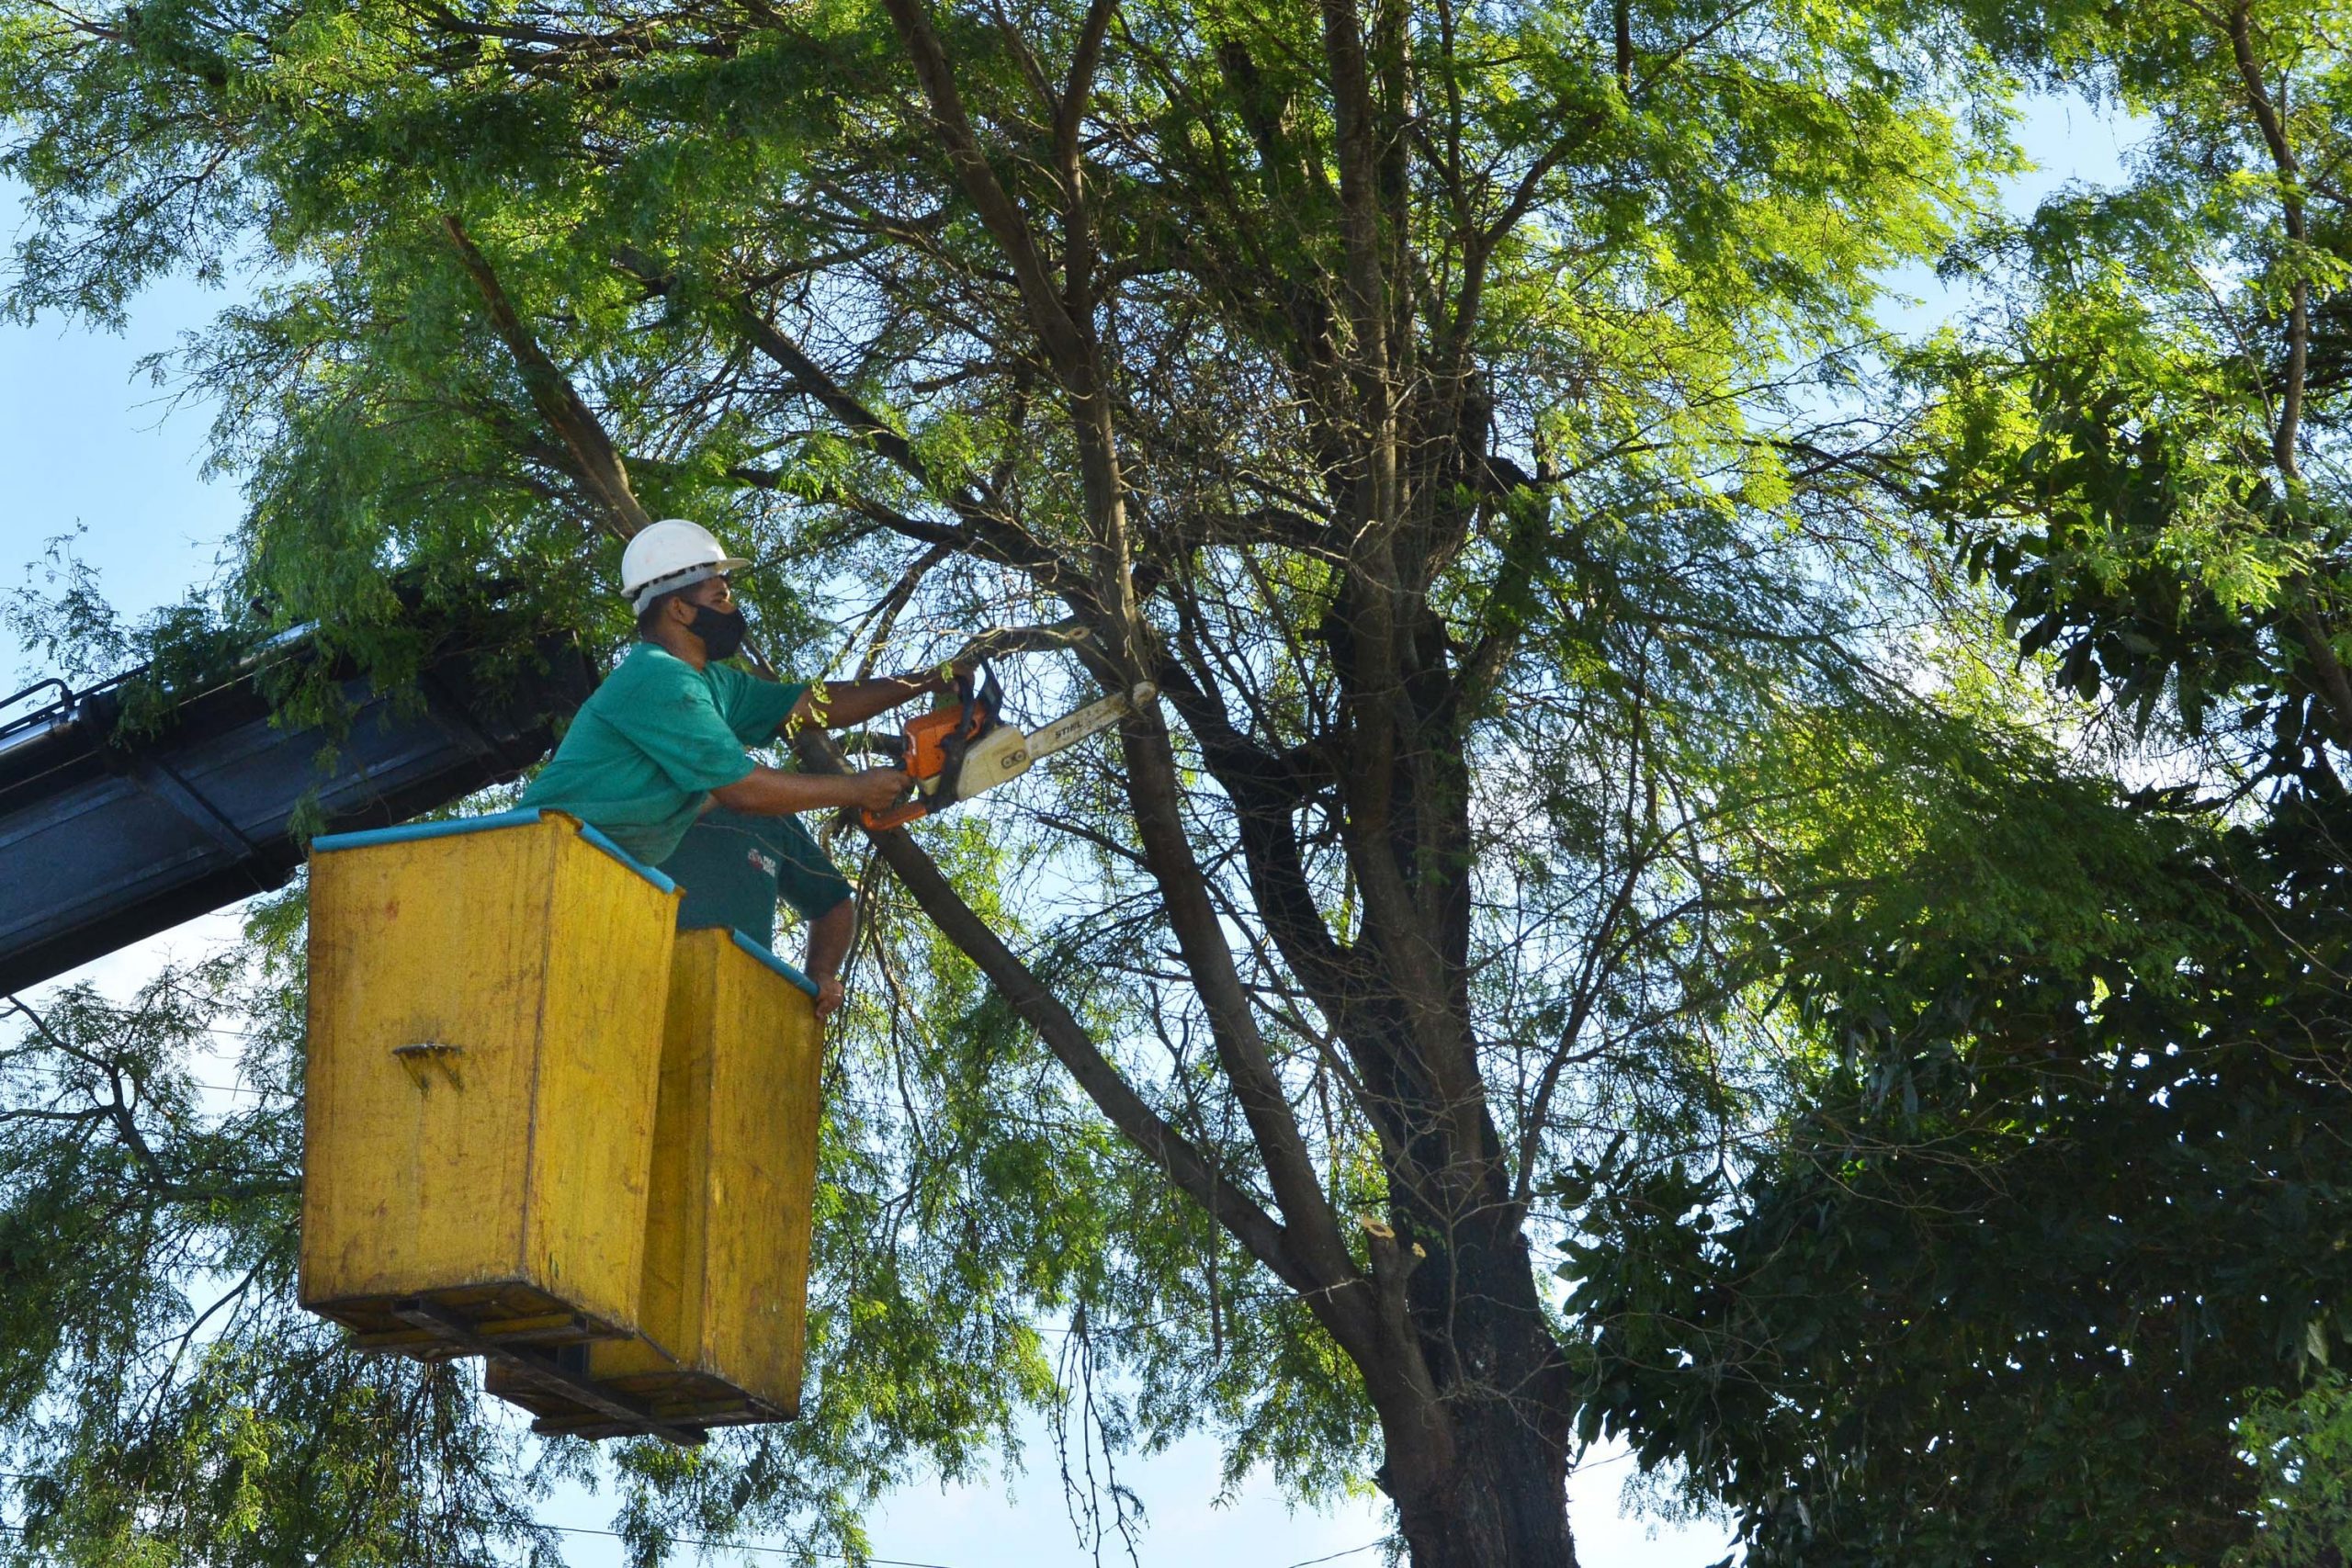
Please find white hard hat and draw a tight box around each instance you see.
[620,519,752,613]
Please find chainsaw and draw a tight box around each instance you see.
[860,668,1159,832]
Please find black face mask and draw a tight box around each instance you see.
[687,604,747,661]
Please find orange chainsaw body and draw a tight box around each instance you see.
[861,672,1008,831]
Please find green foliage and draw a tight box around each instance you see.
[2,532,265,734]
[1916,0,2352,766]
[1572,708,2352,1564]
[0,927,571,1568]
[18,0,2311,1560]
[1541,5,2352,1560]
[2233,1372,2352,1568]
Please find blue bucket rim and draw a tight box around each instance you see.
[726,928,820,998]
[309,807,678,896]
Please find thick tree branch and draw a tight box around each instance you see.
[1145,657,1366,1026]
[2293,604,2352,750]
[869,0,1146,681]
[2228,1,2308,479]
[1317,0,1392,395]
[441,216,652,538]
[786,725,1340,1309]
[1108,697,1396,1362]
[1053,0,1119,321]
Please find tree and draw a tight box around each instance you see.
[1568,3,2352,1561]
[1569,715,2352,1564]
[0,0,2022,1562]
[0,953,578,1568]
[2235,1372,2352,1568]
[1918,0,2352,769]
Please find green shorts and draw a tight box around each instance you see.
[656,806,853,953]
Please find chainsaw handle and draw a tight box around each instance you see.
[860,799,929,832]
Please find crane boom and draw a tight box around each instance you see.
[0,614,591,996]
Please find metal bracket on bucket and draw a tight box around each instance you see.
[390,1041,465,1088]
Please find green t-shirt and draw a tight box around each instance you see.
[519,642,805,865]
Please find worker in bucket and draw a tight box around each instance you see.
[520,518,953,1019]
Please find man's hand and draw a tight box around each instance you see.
[842,767,909,814]
[812,973,844,1020]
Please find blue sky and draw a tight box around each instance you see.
[0,85,2145,1568]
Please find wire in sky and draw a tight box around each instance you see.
[1277,1537,1400,1568]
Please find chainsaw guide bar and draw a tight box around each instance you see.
[860,676,1158,832]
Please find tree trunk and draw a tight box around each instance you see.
[1385,1377,1577,1568]
[1383,1140,1580,1567]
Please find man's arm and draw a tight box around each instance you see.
[789,671,956,732]
[712,763,905,816]
[804,898,854,1019]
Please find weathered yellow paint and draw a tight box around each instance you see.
[300,813,680,1347]
[485,926,823,1431]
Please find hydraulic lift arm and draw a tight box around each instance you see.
[0,616,593,996]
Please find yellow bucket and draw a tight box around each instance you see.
[300,808,680,1352]
[487,926,823,1434]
